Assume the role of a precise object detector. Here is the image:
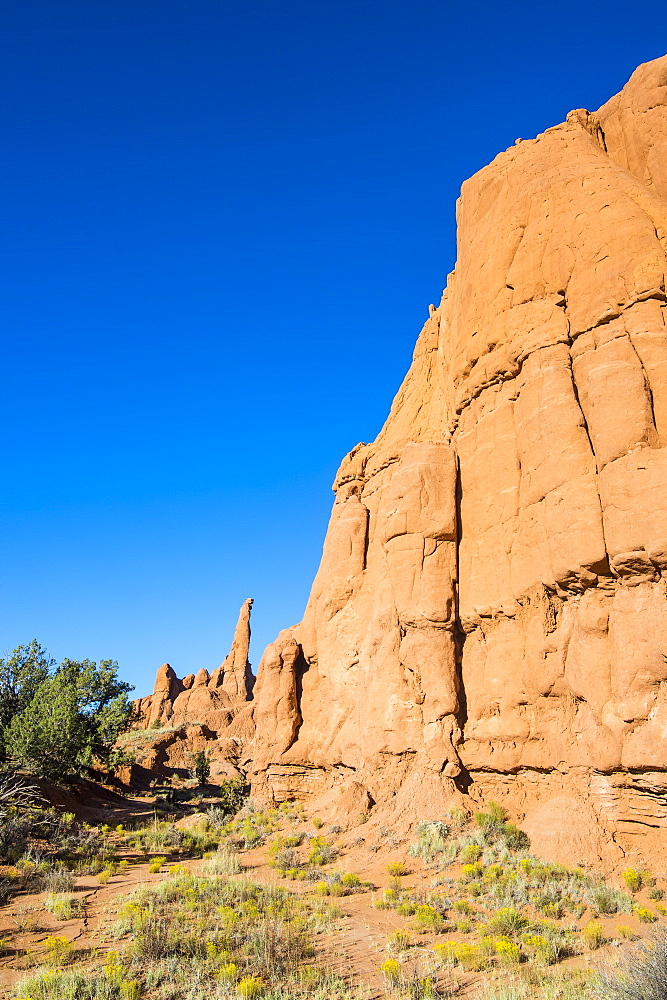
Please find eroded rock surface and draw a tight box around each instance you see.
[246,56,667,864]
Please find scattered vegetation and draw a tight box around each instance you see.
[101,871,339,997]
[0,747,662,1000]
[124,819,218,858]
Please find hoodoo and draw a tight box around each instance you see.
[135,598,254,731]
[243,56,667,864]
[130,600,255,783]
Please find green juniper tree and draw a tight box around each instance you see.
[192,750,211,786]
[1,643,134,782]
[4,674,88,780]
[0,640,53,760]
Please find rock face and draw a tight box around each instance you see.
[246,56,667,863]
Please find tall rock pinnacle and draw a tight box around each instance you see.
[133,598,255,730]
[217,598,254,702]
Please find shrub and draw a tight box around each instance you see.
[237,975,264,999]
[191,751,211,786]
[388,929,410,952]
[341,872,361,887]
[582,921,605,950]
[45,893,83,920]
[461,861,484,881]
[595,929,667,1000]
[474,802,530,851]
[590,884,633,915]
[616,925,636,940]
[308,837,337,866]
[460,843,483,864]
[414,904,443,931]
[217,777,248,816]
[622,868,643,893]
[434,941,486,971]
[486,907,528,937]
[202,848,242,876]
[484,862,503,881]
[271,847,300,872]
[0,814,33,863]
[495,937,521,965]
[40,865,76,893]
[148,856,167,874]
[373,897,390,910]
[409,975,437,999]
[522,932,559,965]
[408,821,449,862]
[502,823,531,851]
[312,817,323,829]
[635,906,658,924]
[44,934,73,966]
[218,962,240,986]
[274,833,305,851]
[387,861,409,877]
[380,958,402,984]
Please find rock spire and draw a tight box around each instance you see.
[133,598,254,730]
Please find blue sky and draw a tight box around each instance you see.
[1,0,664,697]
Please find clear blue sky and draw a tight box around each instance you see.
[1,0,663,697]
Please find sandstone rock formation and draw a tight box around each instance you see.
[135,599,254,731]
[245,56,667,864]
[131,600,255,781]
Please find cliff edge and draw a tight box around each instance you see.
[244,56,667,866]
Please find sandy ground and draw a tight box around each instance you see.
[0,793,660,998]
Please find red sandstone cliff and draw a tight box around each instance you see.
[243,56,667,865]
